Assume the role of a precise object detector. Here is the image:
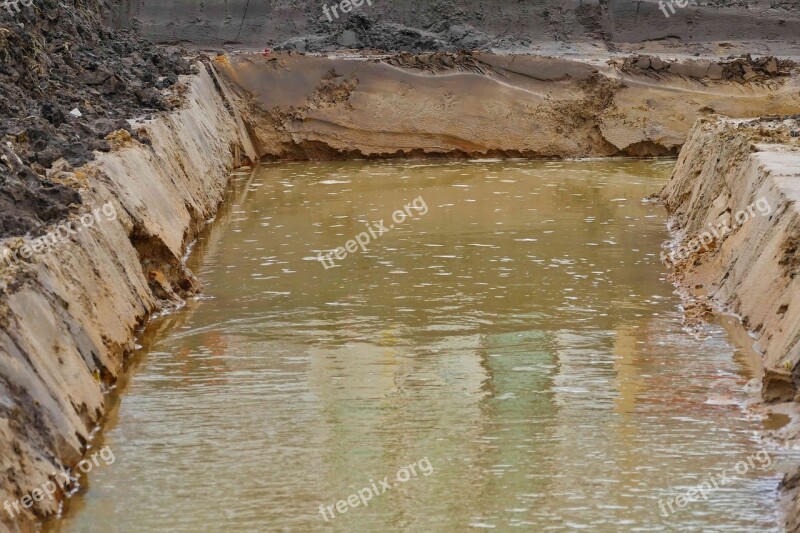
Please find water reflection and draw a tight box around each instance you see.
[49,159,797,532]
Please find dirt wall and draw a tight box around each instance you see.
[0,65,249,531]
[661,116,800,402]
[213,51,800,160]
[660,114,800,531]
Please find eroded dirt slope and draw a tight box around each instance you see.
[660,115,800,532]
[0,65,246,531]
[214,51,800,160]
[661,116,800,399]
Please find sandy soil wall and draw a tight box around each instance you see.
[661,115,800,531]
[0,65,248,530]
[660,117,800,401]
[213,52,800,160]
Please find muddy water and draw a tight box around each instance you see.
[52,160,797,531]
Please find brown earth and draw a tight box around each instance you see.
[661,115,800,396]
[0,64,252,532]
[212,51,800,160]
[659,116,800,531]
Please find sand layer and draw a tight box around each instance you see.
[213,51,800,160]
[661,116,800,400]
[660,116,800,530]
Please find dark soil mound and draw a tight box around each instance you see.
[0,0,191,238]
[273,12,528,54]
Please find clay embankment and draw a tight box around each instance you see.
[661,117,800,400]
[214,52,800,159]
[0,0,200,240]
[660,116,800,530]
[0,65,253,531]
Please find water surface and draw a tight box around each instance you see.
[52,160,795,532]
